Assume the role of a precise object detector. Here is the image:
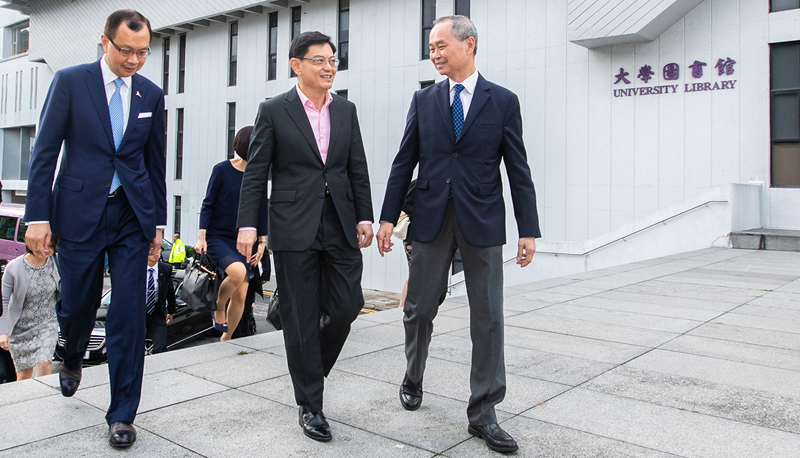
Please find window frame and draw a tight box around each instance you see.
[175,108,184,180]
[421,0,436,61]
[338,0,350,71]
[229,21,238,87]
[162,37,170,95]
[770,41,800,187]
[227,102,236,160]
[178,34,187,94]
[268,12,278,81]
[290,6,302,78]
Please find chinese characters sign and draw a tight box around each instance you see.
[613,58,737,98]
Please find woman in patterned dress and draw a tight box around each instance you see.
[0,236,60,380]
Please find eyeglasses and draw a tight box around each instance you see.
[108,36,151,59]
[299,57,340,67]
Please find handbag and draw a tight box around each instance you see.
[182,253,219,312]
[393,211,410,240]
[266,288,281,330]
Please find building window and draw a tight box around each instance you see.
[268,12,278,81]
[420,80,435,89]
[455,0,470,17]
[290,6,302,77]
[174,196,182,236]
[162,37,170,95]
[1,125,35,181]
[772,1,800,12]
[178,34,186,93]
[421,0,436,60]
[227,103,236,159]
[335,89,348,99]
[176,108,184,180]
[338,0,350,71]
[164,109,168,157]
[229,21,238,86]
[9,21,29,56]
[770,42,800,187]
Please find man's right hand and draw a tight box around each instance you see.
[376,222,395,257]
[25,223,52,258]
[237,230,257,258]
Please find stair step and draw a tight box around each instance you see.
[731,228,800,252]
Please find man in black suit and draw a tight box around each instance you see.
[144,252,176,354]
[377,16,541,453]
[237,31,373,442]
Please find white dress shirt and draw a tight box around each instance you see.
[147,265,159,294]
[448,70,479,118]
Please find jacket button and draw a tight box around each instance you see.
[446,178,451,183]
[453,153,458,158]
[105,184,111,188]
[319,192,324,198]
[114,156,119,162]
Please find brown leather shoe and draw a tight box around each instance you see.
[109,422,136,448]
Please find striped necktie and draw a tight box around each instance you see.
[146,267,157,315]
[108,78,123,194]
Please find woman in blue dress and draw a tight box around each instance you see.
[195,126,268,341]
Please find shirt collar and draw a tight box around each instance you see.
[100,55,132,89]
[296,85,333,111]
[449,70,479,95]
[148,265,156,271]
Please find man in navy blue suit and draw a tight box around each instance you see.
[24,10,165,448]
[377,15,540,453]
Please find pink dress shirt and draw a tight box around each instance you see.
[241,86,371,231]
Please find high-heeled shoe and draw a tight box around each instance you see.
[212,314,228,333]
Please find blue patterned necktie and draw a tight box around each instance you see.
[108,78,123,194]
[146,267,157,315]
[452,83,465,140]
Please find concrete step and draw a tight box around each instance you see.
[731,228,800,251]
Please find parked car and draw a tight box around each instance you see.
[55,280,216,365]
[0,204,28,267]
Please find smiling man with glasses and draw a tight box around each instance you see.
[24,9,165,449]
[237,31,373,443]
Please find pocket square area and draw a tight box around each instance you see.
[138,112,152,118]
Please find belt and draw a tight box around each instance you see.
[108,187,125,199]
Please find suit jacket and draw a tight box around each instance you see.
[238,88,373,251]
[24,60,166,242]
[380,74,541,247]
[154,261,176,317]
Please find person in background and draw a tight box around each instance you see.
[168,233,186,268]
[144,251,175,354]
[398,180,416,308]
[233,250,271,338]
[0,236,60,381]
[195,126,268,341]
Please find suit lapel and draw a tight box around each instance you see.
[434,80,455,143]
[118,74,145,152]
[458,74,490,142]
[328,97,342,160]
[284,90,323,164]
[85,61,115,151]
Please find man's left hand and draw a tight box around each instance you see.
[150,228,163,257]
[357,223,374,249]
[516,237,536,268]
[166,314,173,325]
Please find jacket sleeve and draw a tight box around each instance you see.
[23,70,72,223]
[380,92,421,224]
[238,101,275,229]
[346,104,374,223]
[199,165,222,231]
[143,92,167,227]
[0,263,15,334]
[500,94,541,238]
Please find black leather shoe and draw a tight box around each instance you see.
[109,422,137,448]
[399,374,423,411]
[59,365,82,397]
[468,423,518,453]
[299,406,332,442]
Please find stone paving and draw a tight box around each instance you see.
[2,247,800,457]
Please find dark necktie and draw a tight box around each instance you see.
[146,267,157,315]
[452,83,465,140]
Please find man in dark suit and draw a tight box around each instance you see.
[24,10,165,448]
[237,31,373,442]
[145,252,176,354]
[377,16,540,453]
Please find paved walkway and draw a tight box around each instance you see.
[2,248,800,457]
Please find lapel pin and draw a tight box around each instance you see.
[136,91,141,97]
